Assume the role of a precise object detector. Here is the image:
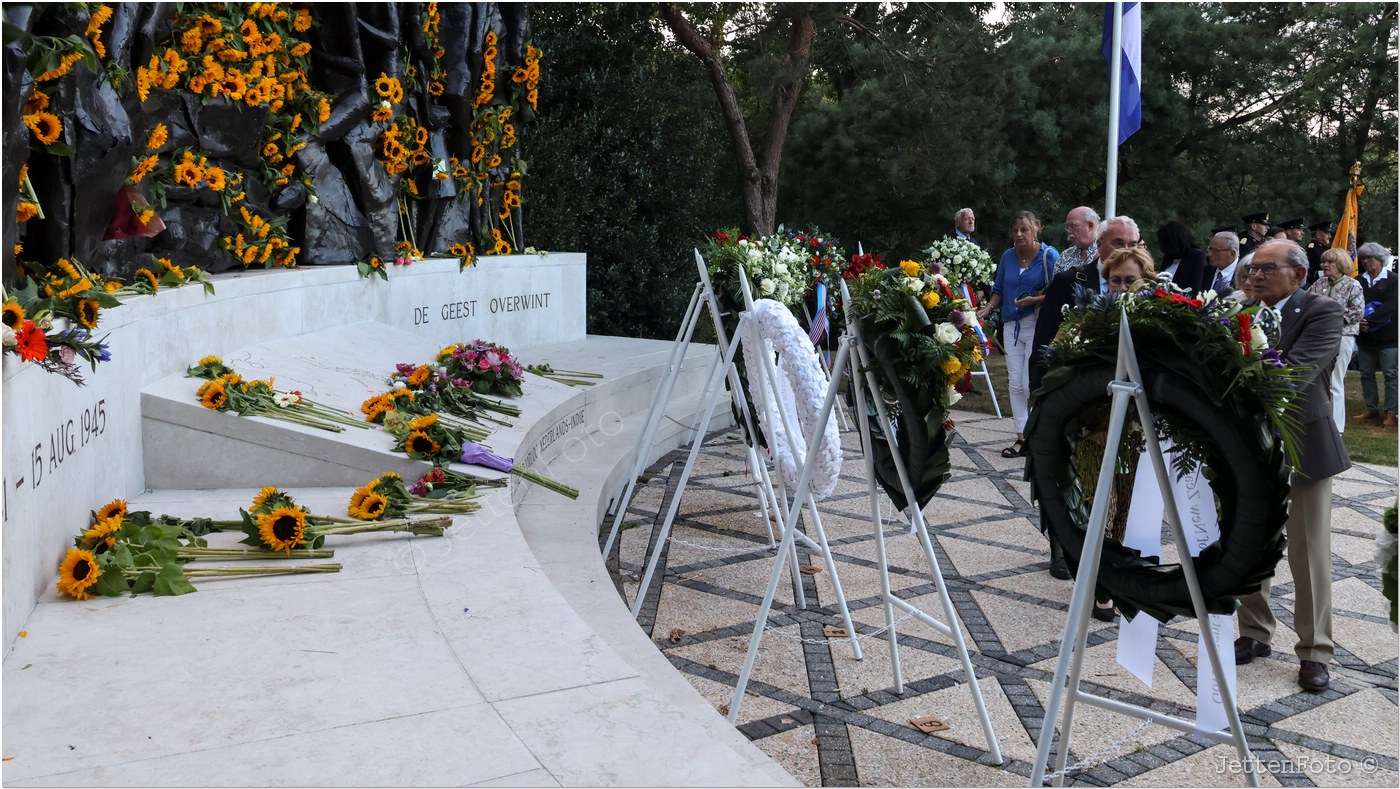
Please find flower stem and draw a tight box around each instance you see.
[510,467,579,500]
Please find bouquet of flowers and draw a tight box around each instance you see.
[187,356,369,432]
[703,228,813,309]
[1046,274,1303,470]
[346,470,482,520]
[784,225,847,297]
[383,412,578,499]
[56,498,341,600]
[435,340,525,397]
[388,350,523,420]
[3,268,114,385]
[362,387,498,442]
[924,236,995,292]
[846,258,986,510]
[409,466,507,496]
[239,486,451,553]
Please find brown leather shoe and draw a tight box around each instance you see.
[1298,660,1330,691]
[1384,412,1398,428]
[1234,636,1271,664]
[1357,409,1381,421]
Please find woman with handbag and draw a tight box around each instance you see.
[977,211,1059,457]
[1307,248,1364,432]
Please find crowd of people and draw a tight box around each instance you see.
[952,205,1396,693]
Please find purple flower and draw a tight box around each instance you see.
[950,310,967,328]
[396,362,417,375]
[1260,348,1284,369]
[93,342,111,362]
[451,377,472,388]
[409,480,428,496]
[461,442,514,472]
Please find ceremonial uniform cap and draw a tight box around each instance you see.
[1279,217,1305,230]
[1308,220,1333,232]
[1241,212,1270,225]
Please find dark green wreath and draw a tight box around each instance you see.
[1026,286,1302,622]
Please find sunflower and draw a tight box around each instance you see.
[407,364,431,387]
[429,81,444,96]
[173,155,204,187]
[36,51,82,83]
[250,485,282,511]
[24,112,62,146]
[82,516,121,553]
[15,321,47,362]
[371,104,393,123]
[317,96,331,123]
[348,485,374,518]
[204,166,226,191]
[409,413,439,430]
[414,126,428,147]
[15,200,37,224]
[199,380,228,410]
[96,498,129,521]
[293,8,312,31]
[374,73,397,99]
[449,243,467,257]
[360,393,391,415]
[358,491,388,520]
[134,268,158,290]
[290,42,311,57]
[146,123,168,150]
[24,89,49,114]
[2,301,25,328]
[76,298,100,329]
[256,506,306,554]
[56,548,103,600]
[405,430,440,457]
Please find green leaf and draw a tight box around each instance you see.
[153,563,197,596]
[129,571,156,595]
[92,566,130,597]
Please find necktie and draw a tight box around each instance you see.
[1213,270,1228,292]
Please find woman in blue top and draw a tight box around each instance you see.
[976,211,1059,457]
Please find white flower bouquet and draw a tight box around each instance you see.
[924,236,995,291]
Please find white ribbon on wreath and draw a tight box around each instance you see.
[740,298,842,501]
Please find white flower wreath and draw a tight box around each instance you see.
[740,299,843,500]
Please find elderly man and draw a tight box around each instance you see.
[1029,215,1141,582]
[954,207,977,244]
[1055,206,1100,274]
[1205,231,1241,298]
[1234,240,1350,692]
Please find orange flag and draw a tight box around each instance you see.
[1331,181,1365,266]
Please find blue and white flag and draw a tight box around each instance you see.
[808,281,829,345]
[1102,2,1142,145]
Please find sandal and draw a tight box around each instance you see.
[1001,439,1025,459]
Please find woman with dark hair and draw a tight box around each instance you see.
[1156,220,1210,293]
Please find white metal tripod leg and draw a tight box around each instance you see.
[630,327,746,619]
[803,500,863,660]
[727,339,852,724]
[603,283,705,557]
[973,359,1003,420]
[1030,388,1133,787]
[845,336,905,691]
[745,443,778,545]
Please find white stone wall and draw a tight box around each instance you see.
[1,254,585,642]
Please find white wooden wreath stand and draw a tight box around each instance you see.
[1028,311,1257,787]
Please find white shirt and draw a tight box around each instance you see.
[1361,266,1391,287]
[1211,259,1239,290]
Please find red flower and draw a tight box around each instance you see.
[711,230,729,242]
[1237,312,1252,355]
[15,320,47,362]
[954,371,973,393]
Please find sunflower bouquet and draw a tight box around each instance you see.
[432,339,526,398]
[187,356,369,432]
[390,357,523,420]
[55,498,341,600]
[240,485,452,553]
[347,471,481,520]
[361,389,495,442]
[524,362,602,387]
[386,414,578,499]
[3,262,115,384]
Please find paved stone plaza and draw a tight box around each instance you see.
[612,410,1398,787]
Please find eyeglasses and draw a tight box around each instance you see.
[1107,276,1139,287]
[1243,263,1294,276]
[1358,256,1381,263]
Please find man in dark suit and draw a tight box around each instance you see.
[954,207,978,246]
[1305,221,1333,284]
[1239,211,1270,258]
[1204,231,1241,298]
[1234,240,1351,692]
[1029,215,1141,581]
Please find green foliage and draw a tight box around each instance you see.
[525,4,742,339]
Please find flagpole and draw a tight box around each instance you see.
[1105,0,1124,218]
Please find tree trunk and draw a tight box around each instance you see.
[662,5,815,236]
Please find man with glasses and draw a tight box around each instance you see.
[1055,206,1100,275]
[1234,240,1350,693]
[1029,216,1141,581]
[1205,232,1241,297]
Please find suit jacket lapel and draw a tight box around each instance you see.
[1277,288,1310,350]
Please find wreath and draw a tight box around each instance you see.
[740,299,842,499]
[846,258,984,511]
[1026,281,1304,622]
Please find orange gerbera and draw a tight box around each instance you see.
[15,320,47,362]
